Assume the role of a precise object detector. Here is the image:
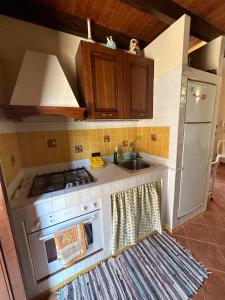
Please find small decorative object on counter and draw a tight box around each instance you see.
[90,156,105,169]
[114,146,119,164]
[129,38,143,56]
[106,36,116,49]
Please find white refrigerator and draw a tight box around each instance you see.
[178,80,217,218]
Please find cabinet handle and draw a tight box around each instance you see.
[102,113,113,117]
[136,113,144,118]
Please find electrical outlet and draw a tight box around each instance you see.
[47,139,57,147]
[150,134,157,141]
[10,155,16,167]
[75,145,83,153]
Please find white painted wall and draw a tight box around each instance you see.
[0,15,84,105]
[214,59,225,161]
[143,14,190,78]
[189,36,225,75]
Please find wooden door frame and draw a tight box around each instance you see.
[0,165,27,299]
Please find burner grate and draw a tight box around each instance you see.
[29,167,95,197]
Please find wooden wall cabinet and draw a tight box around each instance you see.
[76,41,154,119]
[123,54,153,119]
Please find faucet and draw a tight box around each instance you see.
[129,142,138,160]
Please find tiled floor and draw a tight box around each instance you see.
[172,165,225,300]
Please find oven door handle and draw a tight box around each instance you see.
[38,216,95,241]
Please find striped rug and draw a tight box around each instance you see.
[58,232,208,300]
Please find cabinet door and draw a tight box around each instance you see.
[0,248,13,300]
[0,166,27,300]
[81,42,123,119]
[124,54,153,119]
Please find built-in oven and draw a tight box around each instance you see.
[27,209,103,281]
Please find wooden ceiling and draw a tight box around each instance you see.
[1,0,225,50]
[175,0,225,32]
[34,0,168,43]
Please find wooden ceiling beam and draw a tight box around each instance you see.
[121,0,225,42]
[0,0,148,50]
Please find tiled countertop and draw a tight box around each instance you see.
[10,160,167,210]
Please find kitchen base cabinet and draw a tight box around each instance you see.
[76,41,154,119]
[0,248,13,300]
[0,166,27,300]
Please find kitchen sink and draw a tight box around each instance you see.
[118,159,156,173]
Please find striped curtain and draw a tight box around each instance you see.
[111,180,162,253]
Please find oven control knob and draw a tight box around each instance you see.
[81,205,88,212]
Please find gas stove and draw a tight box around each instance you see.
[29,167,95,197]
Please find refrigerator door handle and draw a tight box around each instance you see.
[185,122,211,124]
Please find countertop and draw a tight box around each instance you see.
[10,160,167,210]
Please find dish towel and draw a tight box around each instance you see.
[54,223,87,268]
[111,180,162,253]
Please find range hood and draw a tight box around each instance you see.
[3,50,86,119]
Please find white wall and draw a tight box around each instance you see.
[0,15,84,104]
[189,36,225,75]
[143,15,190,78]
[214,59,225,160]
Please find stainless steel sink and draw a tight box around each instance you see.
[118,159,156,173]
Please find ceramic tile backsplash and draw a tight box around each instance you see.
[17,127,170,168]
[0,133,23,185]
[137,127,170,158]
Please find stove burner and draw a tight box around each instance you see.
[29,167,95,197]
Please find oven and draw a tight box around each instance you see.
[27,209,103,281]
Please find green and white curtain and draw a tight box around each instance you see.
[111,180,162,253]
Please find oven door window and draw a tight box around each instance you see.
[44,223,93,263]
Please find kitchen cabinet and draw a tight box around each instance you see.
[0,247,13,300]
[123,54,153,119]
[76,41,154,119]
[0,166,27,300]
[76,41,123,119]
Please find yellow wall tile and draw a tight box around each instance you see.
[0,133,23,186]
[0,126,170,186]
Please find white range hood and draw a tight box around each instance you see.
[10,50,80,107]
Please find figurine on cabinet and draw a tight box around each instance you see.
[129,38,143,56]
[106,36,116,49]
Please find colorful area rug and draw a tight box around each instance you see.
[58,232,208,300]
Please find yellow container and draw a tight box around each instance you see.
[90,157,105,169]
